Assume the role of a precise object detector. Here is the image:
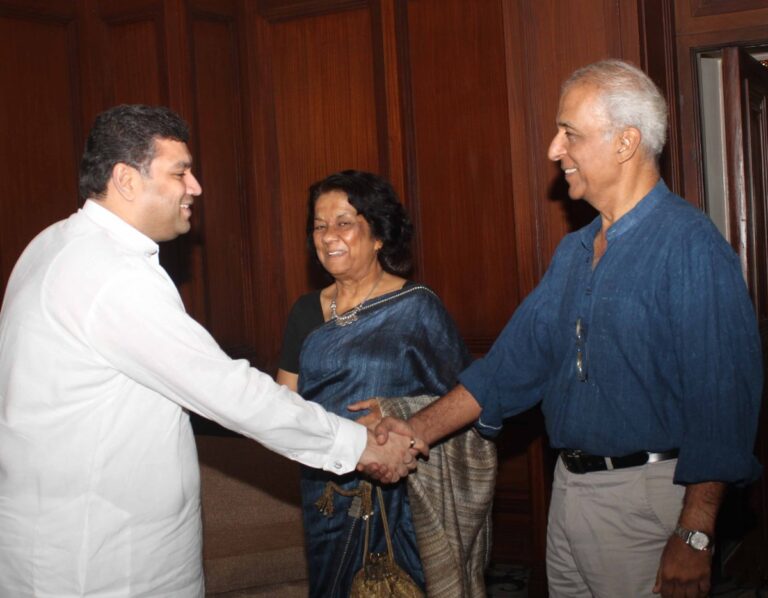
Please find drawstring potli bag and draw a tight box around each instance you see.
[349,483,424,598]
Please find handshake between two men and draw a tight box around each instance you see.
[356,423,428,484]
[351,387,482,483]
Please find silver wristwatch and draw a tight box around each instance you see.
[673,524,713,551]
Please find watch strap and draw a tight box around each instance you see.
[673,524,712,551]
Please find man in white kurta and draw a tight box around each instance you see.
[0,105,412,597]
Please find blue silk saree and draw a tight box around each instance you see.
[297,284,471,597]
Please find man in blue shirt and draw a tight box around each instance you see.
[371,60,762,597]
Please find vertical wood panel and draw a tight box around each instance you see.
[513,0,641,271]
[0,2,82,293]
[405,0,518,349]
[682,0,768,29]
[270,7,380,308]
[257,0,365,21]
[188,3,255,353]
[94,1,169,106]
[369,0,408,200]
[87,0,204,314]
[638,0,684,195]
[240,4,287,369]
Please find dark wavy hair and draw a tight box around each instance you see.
[306,170,413,275]
[79,104,190,200]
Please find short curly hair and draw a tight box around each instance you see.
[306,170,413,275]
[79,104,190,200]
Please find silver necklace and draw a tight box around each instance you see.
[330,271,384,327]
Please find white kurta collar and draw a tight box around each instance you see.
[82,199,160,260]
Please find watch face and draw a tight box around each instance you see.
[690,531,709,550]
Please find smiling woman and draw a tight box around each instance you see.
[311,189,383,288]
[275,170,496,598]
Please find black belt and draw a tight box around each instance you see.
[560,448,679,474]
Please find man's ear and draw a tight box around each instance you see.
[616,127,641,163]
[111,163,140,200]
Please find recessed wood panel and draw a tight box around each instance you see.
[638,0,684,196]
[513,0,640,274]
[189,9,254,352]
[677,0,768,35]
[257,0,365,22]
[0,4,81,293]
[97,5,168,106]
[690,0,768,17]
[404,0,518,346]
[270,7,380,306]
[93,0,169,106]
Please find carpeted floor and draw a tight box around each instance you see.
[209,561,768,597]
[483,562,768,598]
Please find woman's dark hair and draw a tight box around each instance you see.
[307,170,413,275]
[79,104,190,200]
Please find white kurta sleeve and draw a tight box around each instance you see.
[81,262,366,474]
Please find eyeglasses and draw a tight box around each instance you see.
[575,317,587,382]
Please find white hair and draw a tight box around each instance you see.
[563,59,668,158]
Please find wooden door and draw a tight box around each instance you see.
[721,44,768,574]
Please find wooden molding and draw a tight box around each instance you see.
[637,0,684,196]
[0,0,76,21]
[0,1,82,294]
[689,0,768,18]
[256,0,366,22]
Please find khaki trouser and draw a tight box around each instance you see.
[547,456,684,597]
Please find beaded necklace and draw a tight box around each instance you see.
[329,270,385,327]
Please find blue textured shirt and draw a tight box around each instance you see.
[460,180,762,485]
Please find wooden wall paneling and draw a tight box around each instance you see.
[500,0,550,298]
[84,0,207,315]
[239,3,288,370]
[510,0,642,277]
[682,0,768,29]
[268,5,381,313]
[91,0,169,107]
[399,2,541,588]
[497,1,640,586]
[619,0,642,65]
[674,32,707,209]
[498,2,556,587]
[480,2,642,590]
[369,0,408,202]
[403,0,518,351]
[638,0,684,195]
[187,0,255,357]
[81,0,195,132]
[257,0,365,22]
[0,0,83,296]
[679,0,766,23]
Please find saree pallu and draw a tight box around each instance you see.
[380,395,497,597]
[298,285,473,598]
